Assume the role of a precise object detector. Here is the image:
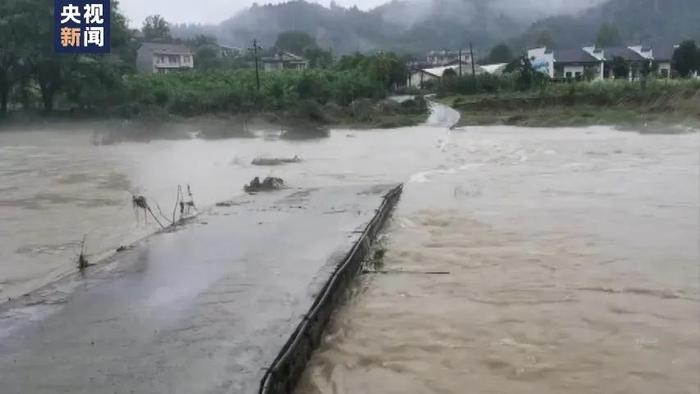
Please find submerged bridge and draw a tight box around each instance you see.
[0,184,402,394]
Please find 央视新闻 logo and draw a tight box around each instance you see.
[55,0,110,53]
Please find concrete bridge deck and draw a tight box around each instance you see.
[0,184,401,394]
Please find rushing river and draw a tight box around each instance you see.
[1,105,698,393]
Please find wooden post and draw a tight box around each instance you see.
[459,49,463,76]
[252,39,261,92]
[469,42,476,77]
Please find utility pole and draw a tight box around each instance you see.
[250,39,261,92]
[458,48,463,76]
[469,42,476,77]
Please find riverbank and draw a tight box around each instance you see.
[436,80,700,129]
[0,96,430,141]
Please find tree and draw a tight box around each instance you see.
[0,0,20,113]
[142,15,171,41]
[595,23,622,47]
[672,40,699,78]
[611,56,629,79]
[485,43,513,64]
[275,31,316,55]
[442,68,457,78]
[304,48,333,69]
[535,30,555,49]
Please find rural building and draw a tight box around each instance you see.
[530,44,677,80]
[136,43,194,74]
[426,49,473,66]
[529,47,602,80]
[480,63,508,75]
[409,62,485,88]
[219,45,243,58]
[261,51,309,71]
[629,45,675,77]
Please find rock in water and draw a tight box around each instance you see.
[244,177,285,193]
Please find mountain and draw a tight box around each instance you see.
[516,0,700,49]
[172,0,599,55]
[169,0,698,56]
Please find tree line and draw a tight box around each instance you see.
[0,1,410,117]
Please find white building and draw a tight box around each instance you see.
[136,43,194,74]
[529,47,601,80]
[261,51,309,72]
[409,63,485,88]
[628,45,674,78]
[426,49,473,66]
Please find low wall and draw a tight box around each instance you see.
[258,184,403,394]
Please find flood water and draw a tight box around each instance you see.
[1,106,698,393]
[297,122,700,393]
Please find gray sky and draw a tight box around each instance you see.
[119,0,383,26]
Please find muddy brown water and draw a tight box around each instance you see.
[0,105,698,393]
[296,125,699,394]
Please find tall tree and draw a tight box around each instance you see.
[142,15,171,42]
[595,23,622,47]
[672,40,699,78]
[535,31,555,49]
[0,0,19,113]
[485,43,514,64]
[275,31,316,55]
[611,56,629,79]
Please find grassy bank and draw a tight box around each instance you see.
[436,79,700,129]
[0,68,429,135]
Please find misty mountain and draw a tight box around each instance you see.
[517,0,700,49]
[170,0,696,56]
[172,0,602,55]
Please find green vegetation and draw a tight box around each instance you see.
[595,23,623,48]
[517,0,700,49]
[672,40,700,78]
[483,43,514,64]
[437,79,700,128]
[0,1,427,130]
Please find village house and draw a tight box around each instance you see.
[218,45,243,58]
[530,44,676,80]
[628,45,675,78]
[408,61,486,88]
[136,43,194,74]
[582,46,648,79]
[260,51,309,72]
[426,49,473,66]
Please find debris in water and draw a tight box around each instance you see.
[77,236,89,271]
[244,177,285,193]
[251,156,302,166]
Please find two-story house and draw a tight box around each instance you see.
[137,43,194,74]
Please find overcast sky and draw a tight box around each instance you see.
[119,0,383,26]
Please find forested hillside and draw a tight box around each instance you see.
[517,0,700,49]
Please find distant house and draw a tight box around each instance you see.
[260,51,309,71]
[426,49,473,66]
[137,43,194,74]
[530,44,678,80]
[219,45,243,58]
[480,63,508,75]
[528,47,602,80]
[409,63,485,88]
[629,45,675,78]
[584,46,648,80]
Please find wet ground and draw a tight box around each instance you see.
[0,184,397,394]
